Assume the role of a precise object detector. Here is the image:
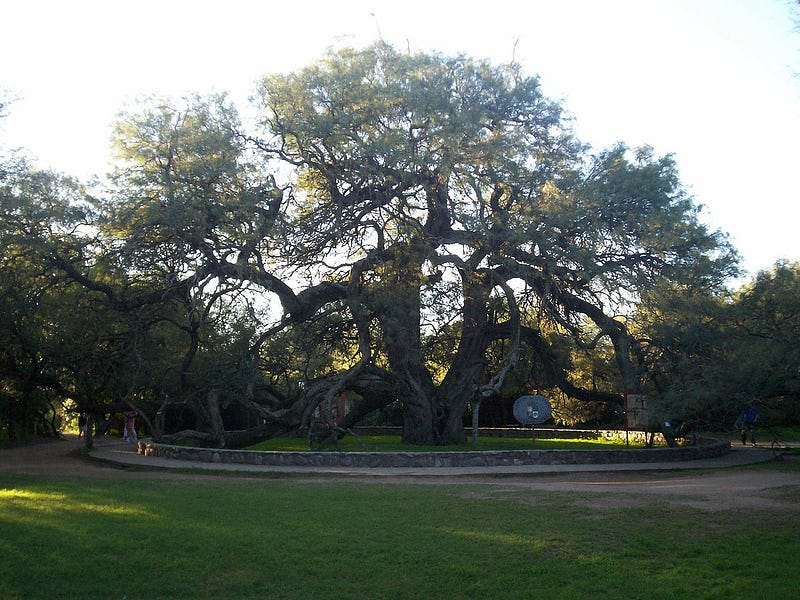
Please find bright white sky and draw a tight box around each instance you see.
[2,0,799,282]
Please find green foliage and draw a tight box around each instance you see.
[635,261,800,428]
[105,94,276,280]
[0,156,94,438]
[0,44,744,446]
[729,262,800,420]
[0,98,278,440]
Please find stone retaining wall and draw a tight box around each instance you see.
[137,435,730,468]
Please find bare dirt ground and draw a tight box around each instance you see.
[2,435,799,512]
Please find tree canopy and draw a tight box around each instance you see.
[247,44,737,443]
[4,44,792,448]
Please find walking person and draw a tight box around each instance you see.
[123,410,137,442]
[740,405,758,446]
[78,412,88,437]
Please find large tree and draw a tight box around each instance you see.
[1,46,738,447]
[249,44,737,444]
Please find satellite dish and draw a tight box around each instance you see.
[513,395,552,425]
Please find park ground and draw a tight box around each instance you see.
[1,434,799,513]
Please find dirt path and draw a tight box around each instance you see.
[2,435,799,512]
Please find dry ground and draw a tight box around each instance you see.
[1,435,799,512]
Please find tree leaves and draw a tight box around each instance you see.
[1,45,748,445]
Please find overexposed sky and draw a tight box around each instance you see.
[2,0,799,280]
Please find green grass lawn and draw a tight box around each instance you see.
[1,466,798,599]
[248,434,649,452]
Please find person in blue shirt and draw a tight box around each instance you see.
[740,405,758,446]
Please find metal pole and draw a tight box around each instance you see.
[625,407,630,447]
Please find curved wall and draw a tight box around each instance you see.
[137,436,730,468]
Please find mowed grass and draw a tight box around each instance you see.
[1,467,798,599]
[248,434,648,452]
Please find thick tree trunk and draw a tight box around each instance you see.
[204,389,226,448]
[83,413,94,450]
[437,275,491,445]
[376,254,441,445]
[439,404,467,445]
[401,391,436,445]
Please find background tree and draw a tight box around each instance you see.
[634,261,800,431]
[730,261,800,418]
[633,281,734,428]
[0,154,89,440]
[98,94,292,446]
